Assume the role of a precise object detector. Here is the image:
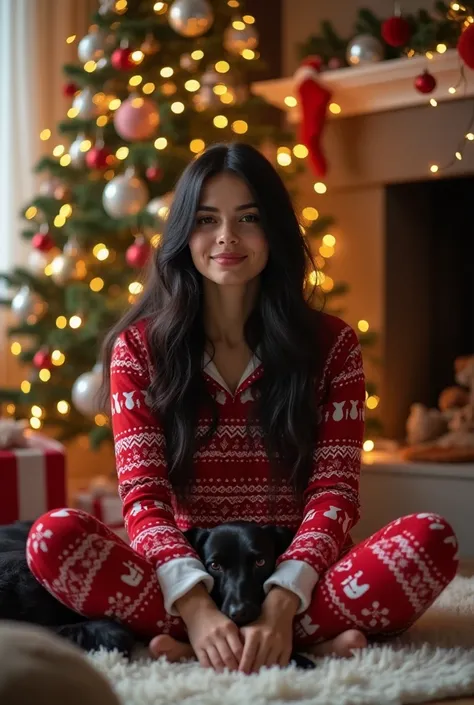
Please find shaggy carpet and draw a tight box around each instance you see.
[88,575,474,705]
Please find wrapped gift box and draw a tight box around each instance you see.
[75,478,128,543]
[0,433,66,525]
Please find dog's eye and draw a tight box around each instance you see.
[210,562,222,572]
[255,558,266,567]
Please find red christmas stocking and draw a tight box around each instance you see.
[294,60,332,178]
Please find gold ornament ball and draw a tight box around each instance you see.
[223,20,259,55]
[168,0,214,38]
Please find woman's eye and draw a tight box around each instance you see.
[255,558,266,567]
[240,213,259,223]
[210,562,222,571]
[196,215,215,225]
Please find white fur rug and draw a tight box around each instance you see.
[88,575,474,705]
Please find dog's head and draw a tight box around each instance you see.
[185,522,294,627]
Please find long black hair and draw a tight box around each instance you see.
[102,142,324,504]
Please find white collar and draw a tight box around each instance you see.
[202,351,261,395]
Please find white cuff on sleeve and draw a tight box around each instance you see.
[263,559,319,614]
[156,557,214,616]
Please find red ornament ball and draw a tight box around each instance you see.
[381,16,412,47]
[32,231,55,252]
[111,47,135,71]
[414,70,437,94]
[458,23,474,70]
[126,238,151,268]
[146,165,164,181]
[63,81,79,98]
[33,348,52,370]
[86,145,112,169]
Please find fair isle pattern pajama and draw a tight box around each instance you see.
[27,508,458,648]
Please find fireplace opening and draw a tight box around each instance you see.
[382,174,474,441]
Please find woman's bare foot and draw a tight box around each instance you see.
[307,629,368,658]
[149,634,195,662]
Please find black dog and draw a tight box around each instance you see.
[185,522,295,626]
[0,521,135,654]
[1,520,314,668]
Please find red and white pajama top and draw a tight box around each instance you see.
[110,313,366,615]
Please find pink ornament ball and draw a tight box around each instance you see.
[114,95,160,142]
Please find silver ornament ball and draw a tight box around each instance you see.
[103,169,149,219]
[223,19,259,56]
[78,30,107,64]
[146,192,174,232]
[346,34,384,66]
[72,363,104,417]
[11,286,46,321]
[168,0,214,37]
[50,254,79,285]
[69,134,88,168]
[73,87,108,119]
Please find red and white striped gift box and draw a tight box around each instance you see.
[0,434,66,525]
[75,489,128,543]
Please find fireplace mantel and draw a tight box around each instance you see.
[252,49,474,121]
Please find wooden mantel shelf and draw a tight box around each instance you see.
[252,49,474,122]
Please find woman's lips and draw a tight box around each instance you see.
[211,254,247,266]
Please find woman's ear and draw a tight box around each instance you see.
[184,528,210,558]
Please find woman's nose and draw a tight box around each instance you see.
[217,222,238,244]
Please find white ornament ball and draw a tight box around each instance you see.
[103,169,149,218]
[72,363,104,417]
[346,34,384,66]
[168,0,214,37]
[223,20,259,55]
[69,134,87,168]
[146,192,174,231]
[78,30,107,63]
[11,286,46,321]
[73,87,108,119]
[28,248,54,276]
[50,254,78,285]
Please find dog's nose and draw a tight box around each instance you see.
[228,603,260,626]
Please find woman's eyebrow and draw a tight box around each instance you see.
[196,202,258,212]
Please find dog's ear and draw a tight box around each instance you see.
[262,526,295,556]
[184,528,210,557]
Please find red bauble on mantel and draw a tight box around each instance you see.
[381,16,412,47]
[63,81,79,98]
[414,70,437,94]
[126,237,151,268]
[33,348,53,370]
[86,145,113,169]
[111,47,135,71]
[145,165,164,181]
[458,23,474,70]
[32,230,55,252]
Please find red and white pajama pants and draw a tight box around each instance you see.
[27,511,458,648]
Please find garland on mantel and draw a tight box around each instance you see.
[295,2,474,175]
[298,3,474,69]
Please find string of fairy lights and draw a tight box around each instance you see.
[6,0,379,447]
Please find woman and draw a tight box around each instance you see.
[28,143,458,674]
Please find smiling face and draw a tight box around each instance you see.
[188,172,269,287]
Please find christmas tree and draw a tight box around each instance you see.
[0,0,380,450]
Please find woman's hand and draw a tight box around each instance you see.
[175,584,243,672]
[239,587,299,674]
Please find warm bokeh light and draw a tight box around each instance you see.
[69,315,83,329]
[366,395,380,410]
[171,101,185,114]
[190,138,205,153]
[363,439,375,452]
[51,350,66,366]
[21,381,31,394]
[30,417,42,430]
[293,144,309,158]
[90,277,105,292]
[10,342,22,356]
[185,79,200,92]
[160,66,174,78]
[129,75,143,87]
[231,120,248,134]
[215,61,230,73]
[57,401,70,415]
[53,145,65,157]
[313,182,327,194]
[129,282,144,295]
[154,137,168,150]
[213,115,228,128]
[39,369,51,382]
[31,405,43,418]
[143,82,156,94]
[430,164,439,173]
[25,206,37,219]
[358,319,370,333]
[56,316,67,329]
[319,244,334,258]
[116,146,129,160]
[59,154,72,167]
[84,60,97,73]
[109,98,121,110]
[95,413,108,426]
[191,50,204,60]
[323,233,336,247]
[329,102,342,115]
[284,96,297,107]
